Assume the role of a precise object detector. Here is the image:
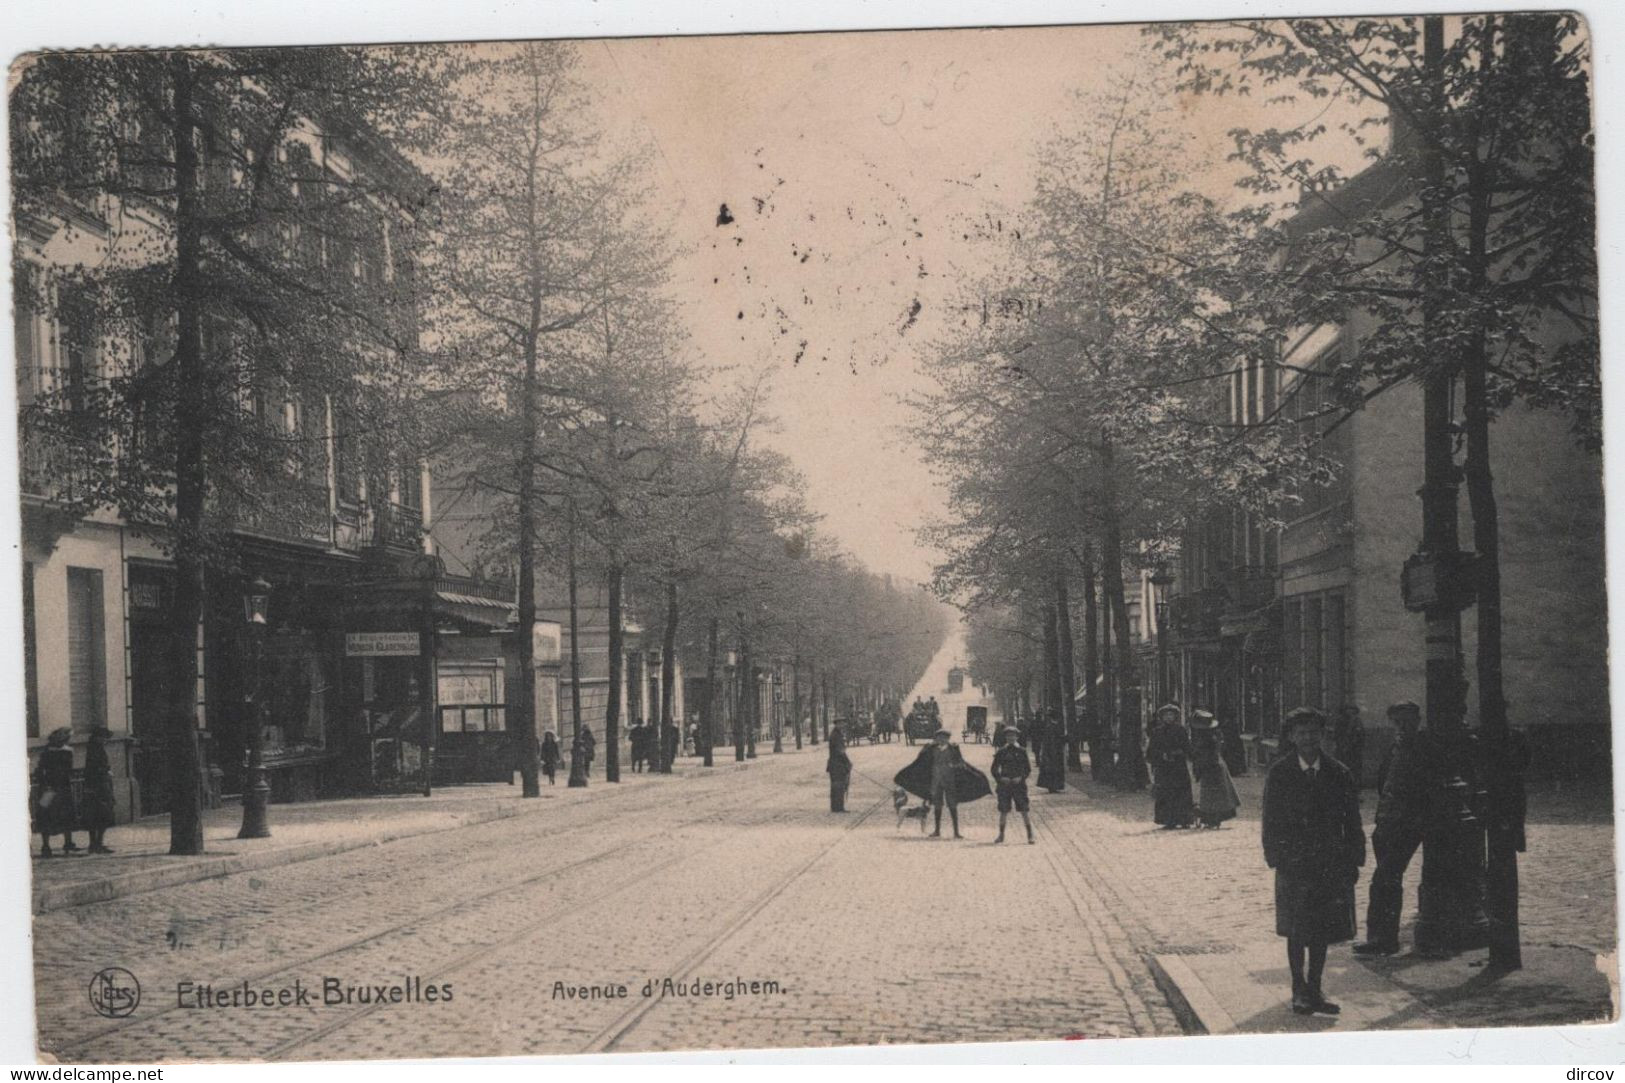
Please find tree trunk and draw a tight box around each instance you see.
[792,654,804,750]
[1461,25,1519,965]
[809,665,820,745]
[820,671,831,744]
[605,564,623,782]
[702,615,718,768]
[1082,545,1107,780]
[1042,603,1061,713]
[512,327,541,799]
[735,635,749,763]
[567,501,583,742]
[164,53,206,856]
[1410,14,1486,958]
[658,579,678,773]
[772,659,784,754]
[1100,463,1146,790]
[1056,570,1082,772]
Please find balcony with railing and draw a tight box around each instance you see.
[1221,565,1279,613]
[20,422,110,507]
[1168,587,1226,643]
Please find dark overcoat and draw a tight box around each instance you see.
[1146,721,1196,827]
[894,744,991,804]
[31,745,78,836]
[82,737,117,830]
[826,729,852,781]
[1261,753,1366,941]
[1191,727,1240,825]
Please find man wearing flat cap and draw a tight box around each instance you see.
[1354,702,1427,956]
[1262,706,1366,1015]
[894,728,990,839]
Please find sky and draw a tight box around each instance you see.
[570,23,1293,587]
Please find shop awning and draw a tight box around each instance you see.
[436,589,518,632]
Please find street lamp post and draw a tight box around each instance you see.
[238,576,272,840]
[1150,564,1175,708]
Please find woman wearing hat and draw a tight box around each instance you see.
[1146,704,1196,829]
[83,726,118,853]
[1190,710,1241,828]
[31,728,81,858]
[540,729,561,785]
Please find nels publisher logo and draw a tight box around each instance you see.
[89,967,140,1018]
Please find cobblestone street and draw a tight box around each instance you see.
[33,741,1177,1062]
[33,725,1614,1061]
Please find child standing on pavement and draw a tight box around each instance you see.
[992,724,1035,844]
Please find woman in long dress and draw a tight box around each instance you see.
[31,727,80,858]
[1190,709,1241,828]
[540,730,561,785]
[83,726,118,853]
[1146,704,1196,829]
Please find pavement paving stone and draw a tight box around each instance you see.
[30,728,1615,1062]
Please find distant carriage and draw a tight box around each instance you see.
[963,705,989,743]
[903,707,936,744]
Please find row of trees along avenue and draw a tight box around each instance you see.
[916,15,1595,970]
[11,41,952,850]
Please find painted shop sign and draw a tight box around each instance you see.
[345,631,422,657]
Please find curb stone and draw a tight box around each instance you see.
[1148,953,1228,1035]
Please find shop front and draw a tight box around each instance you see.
[207,545,519,802]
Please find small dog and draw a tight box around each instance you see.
[894,787,930,832]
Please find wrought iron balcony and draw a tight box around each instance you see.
[1168,587,1225,642]
[1222,565,1279,612]
[20,424,108,506]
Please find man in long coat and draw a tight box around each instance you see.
[1262,707,1367,1016]
[826,722,853,812]
[895,728,990,839]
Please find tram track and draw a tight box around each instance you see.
[55,780,780,1059]
[262,790,872,1060]
[586,789,889,1054]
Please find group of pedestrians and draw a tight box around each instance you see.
[827,718,1036,845]
[30,726,117,859]
[1147,704,1242,830]
[626,719,680,774]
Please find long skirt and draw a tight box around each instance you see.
[1196,761,1241,825]
[1152,764,1196,827]
[31,786,77,837]
[829,770,851,812]
[82,775,116,831]
[1274,870,1357,942]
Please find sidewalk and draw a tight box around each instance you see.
[27,751,769,913]
[1051,764,1618,1036]
[1153,939,1615,1035]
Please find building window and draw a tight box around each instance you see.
[438,663,506,732]
[24,563,39,738]
[1283,589,1351,716]
[56,283,96,415]
[67,567,107,732]
[14,263,41,407]
[263,638,330,751]
[398,461,423,512]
